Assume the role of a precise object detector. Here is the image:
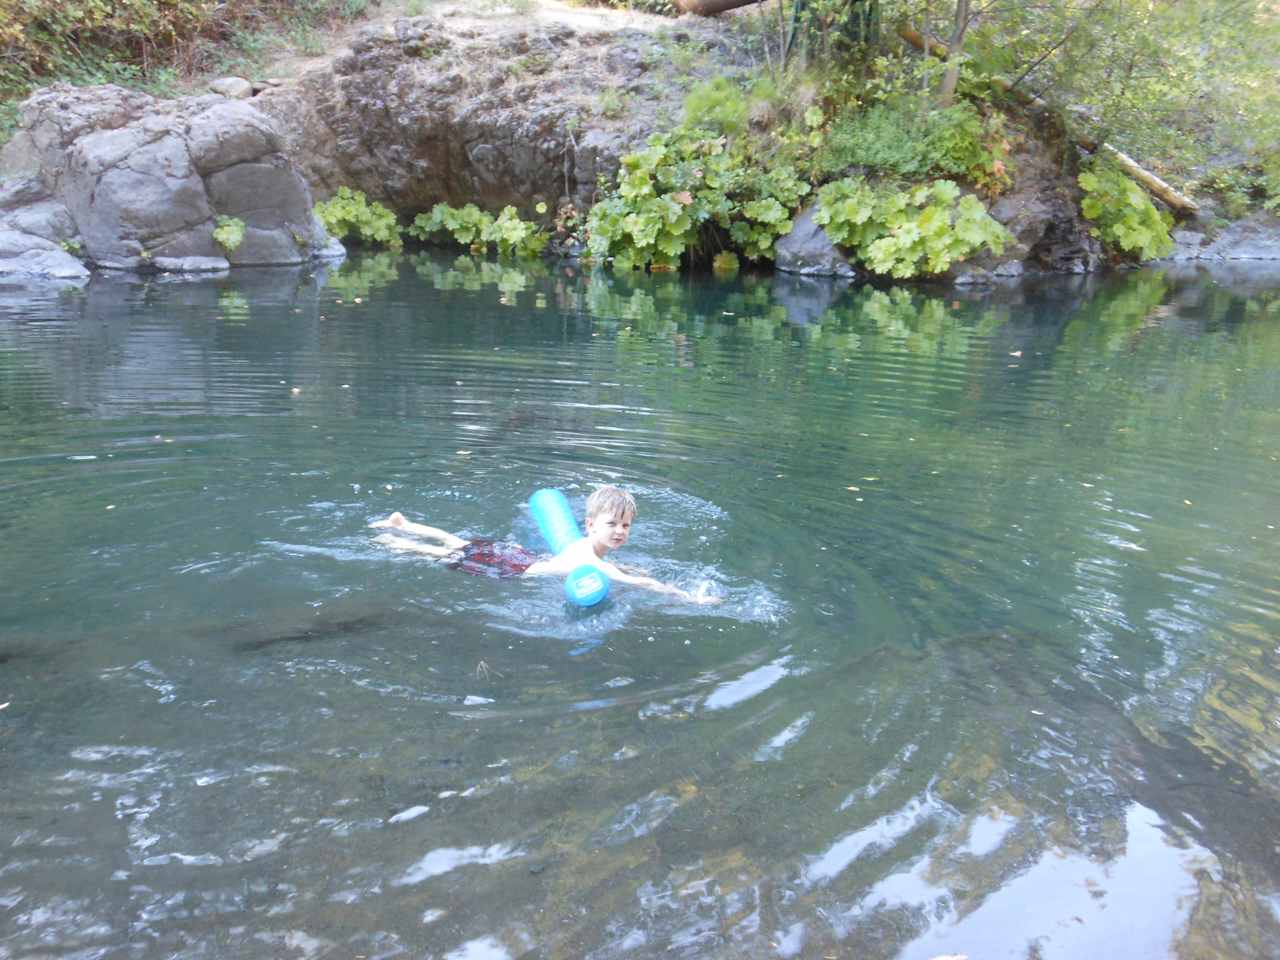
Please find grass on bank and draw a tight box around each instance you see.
[0,0,402,144]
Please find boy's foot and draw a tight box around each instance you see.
[369,511,407,529]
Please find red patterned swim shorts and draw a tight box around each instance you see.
[444,539,541,579]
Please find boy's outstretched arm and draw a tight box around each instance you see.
[595,560,721,604]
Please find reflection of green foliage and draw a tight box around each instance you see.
[315,188,403,250]
[814,178,1010,278]
[412,254,548,297]
[1078,162,1174,261]
[584,273,662,327]
[1060,273,1169,355]
[325,252,401,299]
[217,289,250,323]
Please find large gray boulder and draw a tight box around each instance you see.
[0,227,89,281]
[774,205,859,279]
[0,84,340,274]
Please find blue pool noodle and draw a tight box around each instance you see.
[529,488,610,607]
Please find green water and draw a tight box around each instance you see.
[1,255,1279,959]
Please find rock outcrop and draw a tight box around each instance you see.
[1162,211,1280,263]
[253,13,738,219]
[0,84,340,277]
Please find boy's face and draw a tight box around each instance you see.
[585,510,633,553]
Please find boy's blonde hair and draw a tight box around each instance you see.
[586,484,636,521]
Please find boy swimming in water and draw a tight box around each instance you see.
[371,485,718,604]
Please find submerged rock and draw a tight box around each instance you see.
[0,84,340,277]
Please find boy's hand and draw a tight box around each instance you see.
[673,585,722,605]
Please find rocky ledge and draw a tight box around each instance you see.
[0,84,339,280]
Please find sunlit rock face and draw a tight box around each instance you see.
[252,13,741,221]
[0,84,340,274]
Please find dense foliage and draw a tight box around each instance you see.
[586,69,1014,277]
[814,177,1009,278]
[585,125,812,272]
[1077,162,1174,262]
[0,0,372,100]
[314,187,402,250]
[408,203,549,258]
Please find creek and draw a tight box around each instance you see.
[2,255,1278,959]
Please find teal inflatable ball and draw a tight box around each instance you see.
[564,564,609,607]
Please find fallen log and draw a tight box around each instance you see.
[674,0,756,15]
[896,25,1199,215]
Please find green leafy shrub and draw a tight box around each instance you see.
[212,215,246,253]
[1078,162,1174,261]
[314,187,402,249]
[1201,154,1280,218]
[586,129,810,271]
[682,77,749,138]
[409,203,494,247]
[598,87,628,120]
[0,0,375,100]
[818,103,932,179]
[817,100,1012,195]
[408,203,547,258]
[813,178,1010,278]
[488,206,549,258]
[926,104,1013,196]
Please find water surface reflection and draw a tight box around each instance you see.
[1,256,1279,958]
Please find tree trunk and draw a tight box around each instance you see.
[938,0,970,107]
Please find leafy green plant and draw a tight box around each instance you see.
[818,103,933,178]
[1201,155,1280,218]
[408,203,546,258]
[586,127,810,271]
[409,203,494,248]
[598,87,628,120]
[926,104,1013,196]
[712,251,739,276]
[213,215,246,253]
[488,205,549,258]
[814,178,1010,278]
[1078,162,1174,261]
[817,98,1012,195]
[682,77,749,138]
[314,187,402,249]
